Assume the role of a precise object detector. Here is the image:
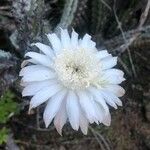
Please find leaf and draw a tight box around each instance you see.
[0,127,9,145]
[0,90,20,124]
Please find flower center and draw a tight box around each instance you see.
[54,49,101,90]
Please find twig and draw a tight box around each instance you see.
[113,0,150,77]
[100,0,112,11]
[138,0,150,28]
[89,127,111,150]
[89,127,105,150]
[118,58,132,76]
[104,25,150,51]
[113,0,137,77]
[113,0,150,53]
[119,0,150,52]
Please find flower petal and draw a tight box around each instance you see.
[54,99,67,135]
[94,102,111,126]
[88,87,109,113]
[47,33,61,54]
[20,66,55,82]
[101,56,117,70]
[66,91,80,130]
[96,50,110,60]
[88,40,96,51]
[71,29,78,49]
[104,69,124,76]
[102,111,111,126]
[92,101,104,123]
[43,89,67,127]
[61,29,71,49]
[21,59,38,68]
[31,42,55,58]
[104,84,125,97]
[29,84,62,109]
[81,34,91,48]
[22,80,57,96]
[77,90,97,123]
[20,65,50,76]
[79,111,89,135]
[25,52,53,68]
[80,34,96,51]
[100,90,118,109]
[102,69,125,84]
[102,90,122,106]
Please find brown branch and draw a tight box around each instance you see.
[113,0,150,54]
[112,0,150,77]
[104,25,150,52]
[139,0,150,28]
[89,127,111,150]
[113,0,137,77]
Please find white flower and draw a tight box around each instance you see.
[20,29,125,135]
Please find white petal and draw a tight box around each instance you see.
[104,69,124,76]
[102,69,125,84]
[20,65,51,76]
[96,50,110,60]
[80,34,96,51]
[90,40,96,47]
[31,42,55,58]
[54,99,67,135]
[105,76,125,84]
[20,79,28,87]
[66,91,80,130]
[29,84,62,109]
[47,33,61,54]
[102,90,122,106]
[22,80,57,96]
[77,91,96,123]
[92,101,104,123]
[71,29,78,49]
[102,111,111,126]
[61,29,71,49]
[88,40,96,51]
[88,87,109,113]
[94,102,111,126]
[43,89,67,127]
[79,111,89,135]
[20,66,55,82]
[81,34,91,48]
[25,52,53,68]
[21,59,38,68]
[100,90,118,109]
[104,84,125,97]
[101,56,117,70]
[78,39,82,45]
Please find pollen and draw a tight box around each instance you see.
[54,49,101,90]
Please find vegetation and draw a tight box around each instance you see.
[0,90,19,145]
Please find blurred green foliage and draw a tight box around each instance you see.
[0,90,19,124]
[0,127,9,145]
[0,90,20,145]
